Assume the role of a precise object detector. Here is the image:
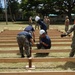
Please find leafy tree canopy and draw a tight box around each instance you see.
[20,0,75,20]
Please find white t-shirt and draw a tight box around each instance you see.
[35,16,40,22]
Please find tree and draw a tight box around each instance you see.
[0,7,3,14]
[36,0,57,16]
[20,0,75,22]
[54,0,75,22]
[7,0,19,21]
[0,0,3,13]
[20,0,41,18]
[20,0,60,16]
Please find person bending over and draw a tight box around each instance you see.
[17,31,35,58]
[35,16,47,33]
[24,25,35,42]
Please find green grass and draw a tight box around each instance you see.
[0,52,69,58]
[0,22,74,72]
[0,62,75,72]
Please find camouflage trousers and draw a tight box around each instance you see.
[46,24,49,29]
[17,35,30,57]
[65,25,69,32]
[69,37,75,57]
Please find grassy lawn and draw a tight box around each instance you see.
[0,22,75,72]
[0,62,75,72]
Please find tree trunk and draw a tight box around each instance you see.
[8,0,14,22]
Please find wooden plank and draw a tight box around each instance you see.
[0,71,75,75]
[0,39,72,43]
[0,37,15,39]
[52,44,71,46]
[2,29,58,31]
[0,57,75,63]
[1,29,59,32]
[0,32,62,35]
[0,58,28,63]
[0,49,70,53]
[9,32,61,34]
[0,50,19,53]
[0,34,61,36]
[35,37,71,39]
[0,44,18,47]
[2,32,62,34]
[0,32,68,36]
[0,36,72,40]
[0,29,66,33]
[0,35,16,37]
[0,35,62,37]
[0,44,71,47]
[31,49,70,53]
[35,39,71,42]
[0,43,71,47]
[0,36,71,39]
[0,40,17,43]
[32,58,75,62]
[51,39,71,42]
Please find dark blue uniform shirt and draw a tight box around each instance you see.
[18,31,32,40]
[40,35,51,49]
[37,20,47,31]
[24,26,34,32]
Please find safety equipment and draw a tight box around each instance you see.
[40,29,45,35]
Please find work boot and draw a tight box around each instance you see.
[69,51,74,57]
[27,55,31,58]
[21,54,25,58]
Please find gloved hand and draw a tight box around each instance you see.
[36,44,41,49]
[61,33,67,37]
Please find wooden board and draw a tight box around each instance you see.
[0,49,70,53]
[0,57,75,63]
[0,71,75,75]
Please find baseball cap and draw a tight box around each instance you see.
[35,16,40,22]
[40,29,45,35]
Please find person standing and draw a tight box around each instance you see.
[17,31,35,58]
[44,16,47,24]
[61,24,75,57]
[44,16,47,28]
[29,16,33,25]
[47,16,50,29]
[65,16,70,32]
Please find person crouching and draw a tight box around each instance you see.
[37,29,51,55]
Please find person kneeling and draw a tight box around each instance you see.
[37,29,51,55]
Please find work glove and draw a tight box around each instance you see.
[36,44,41,49]
[61,33,67,37]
